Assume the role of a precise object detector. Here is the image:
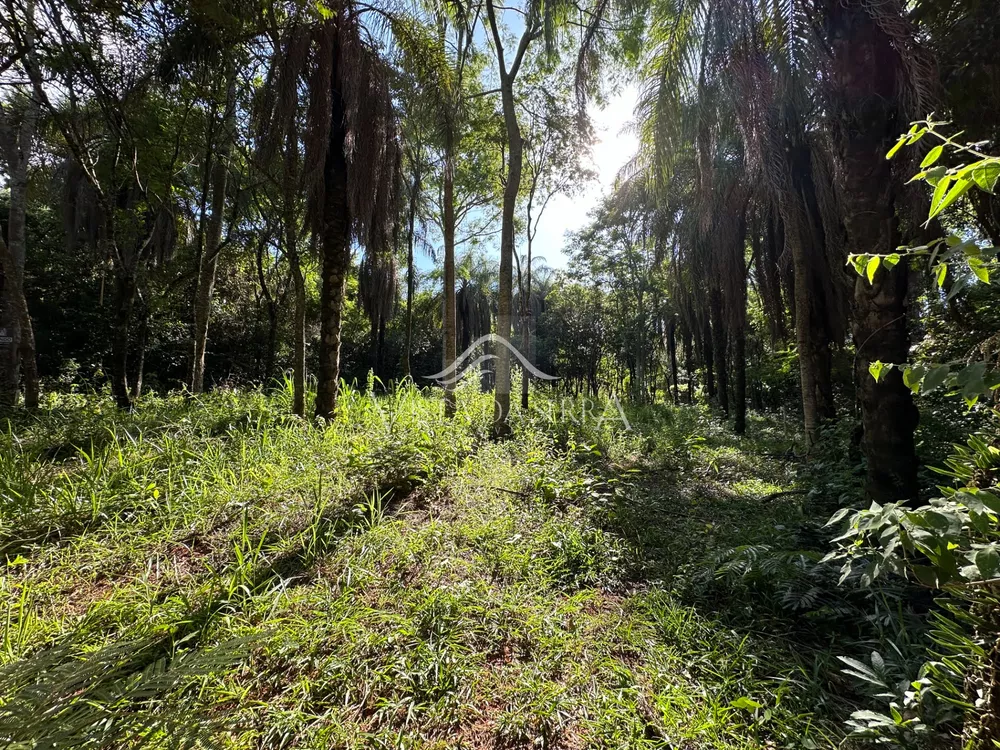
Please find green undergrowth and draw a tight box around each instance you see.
[0,384,929,748]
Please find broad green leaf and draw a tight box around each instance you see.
[921,365,950,394]
[967,256,990,283]
[921,145,944,168]
[869,360,886,382]
[865,255,881,283]
[972,162,1000,193]
[883,253,901,269]
[903,366,926,393]
[935,263,947,288]
[976,547,1000,579]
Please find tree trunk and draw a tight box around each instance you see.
[703,317,715,403]
[684,322,694,404]
[111,268,136,409]
[710,290,729,415]
[827,0,919,503]
[283,121,305,417]
[668,316,679,405]
[190,75,235,394]
[493,72,521,437]
[289,249,306,417]
[0,233,37,409]
[486,0,530,439]
[734,327,747,434]
[131,295,148,401]
[315,86,352,421]
[0,87,39,408]
[442,135,458,418]
[403,164,419,380]
[780,143,837,446]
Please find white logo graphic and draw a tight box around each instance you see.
[425,334,559,386]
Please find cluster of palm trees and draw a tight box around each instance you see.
[631,0,937,502]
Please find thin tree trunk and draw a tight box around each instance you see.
[111,267,136,409]
[684,322,694,404]
[283,121,305,416]
[315,85,351,420]
[131,295,148,400]
[403,163,419,380]
[668,316,679,405]
[289,249,306,416]
[191,74,235,394]
[486,0,532,439]
[827,0,919,503]
[442,135,457,418]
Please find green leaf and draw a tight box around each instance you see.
[903,366,926,393]
[930,174,952,217]
[967,256,990,283]
[869,361,887,382]
[731,696,763,711]
[921,365,950,394]
[887,136,908,160]
[866,255,881,283]
[972,162,1000,193]
[929,177,973,221]
[935,263,948,288]
[976,547,1000,579]
[921,145,944,168]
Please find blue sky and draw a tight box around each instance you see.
[531,83,639,269]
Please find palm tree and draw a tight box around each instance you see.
[637,0,931,489]
[257,2,402,419]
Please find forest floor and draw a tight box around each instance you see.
[0,386,901,748]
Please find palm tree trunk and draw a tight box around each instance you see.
[403,164,419,380]
[288,247,306,416]
[0,89,39,408]
[315,92,352,421]
[191,75,235,394]
[710,290,729,415]
[0,232,37,408]
[827,0,918,503]
[734,327,747,434]
[443,137,458,418]
[684,322,694,404]
[703,317,715,402]
[283,122,305,416]
[668,316,679,405]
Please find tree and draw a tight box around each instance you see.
[0,28,40,408]
[515,54,594,409]
[257,1,402,419]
